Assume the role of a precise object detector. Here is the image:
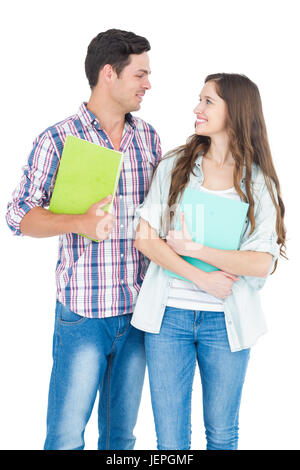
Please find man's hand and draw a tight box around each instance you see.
[77,195,115,241]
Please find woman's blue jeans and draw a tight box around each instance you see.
[145,306,250,450]
[44,301,146,450]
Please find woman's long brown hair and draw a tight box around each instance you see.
[163,73,286,273]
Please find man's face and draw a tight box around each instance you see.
[110,52,151,113]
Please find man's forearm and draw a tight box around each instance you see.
[20,207,82,238]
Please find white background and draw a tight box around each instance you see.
[1,0,299,450]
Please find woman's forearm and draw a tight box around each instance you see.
[166,213,273,278]
[186,243,273,278]
[136,218,239,299]
[134,219,209,288]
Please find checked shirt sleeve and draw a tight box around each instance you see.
[6,133,60,236]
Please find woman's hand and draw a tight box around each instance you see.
[166,212,239,297]
[166,212,200,256]
[196,270,239,299]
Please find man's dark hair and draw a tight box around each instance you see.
[85,29,151,89]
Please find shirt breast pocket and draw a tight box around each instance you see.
[136,148,157,201]
[140,147,156,168]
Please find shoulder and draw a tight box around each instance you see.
[250,164,278,211]
[251,163,265,184]
[250,163,268,201]
[39,111,79,137]
[154,153,178,177]
[251,163,277,194]
[131,116,160,138]
[32,111,80,158]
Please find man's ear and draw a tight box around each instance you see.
[100,64,117,83]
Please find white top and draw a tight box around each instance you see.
[166,185,241,311]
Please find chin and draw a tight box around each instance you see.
[195,124,206,134]
[127,103,140,113]
[195,128,210,137]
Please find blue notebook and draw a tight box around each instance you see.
[165,187,249,281]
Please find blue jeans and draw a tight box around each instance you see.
[44,301,146,450]
[145,306,250,450]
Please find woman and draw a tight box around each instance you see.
[131,73,286,450]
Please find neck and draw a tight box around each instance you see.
[206,133,234,168]
[87,89,125,136]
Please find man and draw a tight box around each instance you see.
[6,29,161,450]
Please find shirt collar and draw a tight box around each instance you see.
[77,102,136,130]
[195,152,204,168]
[195,152,246,185]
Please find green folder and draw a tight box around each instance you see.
[165,187,249,281]
[49,135,124,239]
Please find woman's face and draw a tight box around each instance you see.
[193,81,228,137]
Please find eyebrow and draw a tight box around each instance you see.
[199,94,216,101]
[137,69,151,75]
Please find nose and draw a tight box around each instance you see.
[194,101,204,114]
[143,76,151,90]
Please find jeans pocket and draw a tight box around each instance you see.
[58,302,86,325]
